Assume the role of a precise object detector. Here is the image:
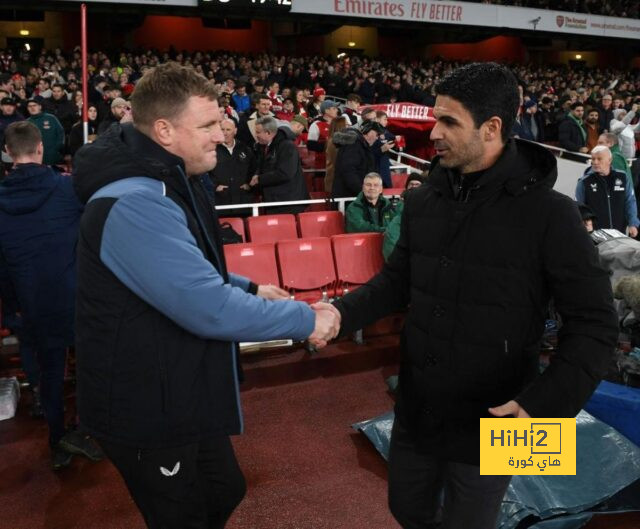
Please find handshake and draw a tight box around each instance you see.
[308,302,341,348]
[255,285,341,349]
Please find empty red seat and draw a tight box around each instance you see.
[391,172,408,189]
[297,211,344,238]
[277,237,337,304]
[219,217,246,243]
[331,233,384,294]
[382,188,404,197]
[224,242,280,286]
[246,214,298,243]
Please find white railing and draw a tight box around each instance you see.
[217,197,353,216]
[302,162,416,175]
[390,149,431,169]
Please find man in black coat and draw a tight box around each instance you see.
[250,116,309,214]
[42,83,78,134]
[210,117,256,217]
[331,120,383,198]
[328,63,617,529]
[558,101,588,154]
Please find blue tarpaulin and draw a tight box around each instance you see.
[353,410,640,528]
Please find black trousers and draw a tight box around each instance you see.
[99,435,246,529]
[388,419,511,529]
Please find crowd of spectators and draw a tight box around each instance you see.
[475,0,640,19]
[2,46,640,166]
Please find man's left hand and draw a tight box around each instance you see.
[488,400,530,418]
[629,226,638,238]
[249,175,259,187]
[257,284,290,300]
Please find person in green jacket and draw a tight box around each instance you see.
[383,173,426,260]
[345,172,397,233]
[26,97,64,166]
[598,132,631,178]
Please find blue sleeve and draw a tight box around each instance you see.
[228,273,250,291]
[625,174,640,228]
[575,178,585,203]
[100,190,315,341]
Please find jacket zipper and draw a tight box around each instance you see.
[596,174,614,228]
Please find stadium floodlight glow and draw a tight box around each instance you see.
[575,54,582,59]
[348,41,356,47]
[20,29,29,36]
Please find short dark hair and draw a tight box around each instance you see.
[570,101,584,110]
[435,62,519,143]
[4,121,42,158]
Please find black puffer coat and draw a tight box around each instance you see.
[331,128,375,198]
[333,139,617,465]
[255,126,308,214]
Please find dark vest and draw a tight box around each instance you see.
[581,169,628,232]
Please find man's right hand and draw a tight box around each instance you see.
[216,185,228,192]
[308,302,341,348]
[579,147,589,153]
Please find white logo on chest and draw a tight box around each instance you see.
[160,461,181,477]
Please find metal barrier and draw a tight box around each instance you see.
[217,197,355,216]
[302,163,416,175]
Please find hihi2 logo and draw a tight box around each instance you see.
[480,418,576,475]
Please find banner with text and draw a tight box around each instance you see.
[291,0,640,40]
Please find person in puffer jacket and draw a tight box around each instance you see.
[331,120,383,198]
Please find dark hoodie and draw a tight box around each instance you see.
[0,163,82,349]
[72,123,313,448]
[331,127,375,198]
[333,139,617,465]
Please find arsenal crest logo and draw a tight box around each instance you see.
[556,16,565,27]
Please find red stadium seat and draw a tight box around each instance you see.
[277,237,337,304]
[331,233,384,294]
[391,172,408,189]
[246,214,298,243]
[224,242,280,286]
[219,217,246,243]
[297,211,345,238]
[382,188,404,197]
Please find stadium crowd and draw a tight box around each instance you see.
[2,46,640,164]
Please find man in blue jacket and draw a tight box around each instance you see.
[0,121,102,469]
[576,145,640,237]
[73,62,338,529]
